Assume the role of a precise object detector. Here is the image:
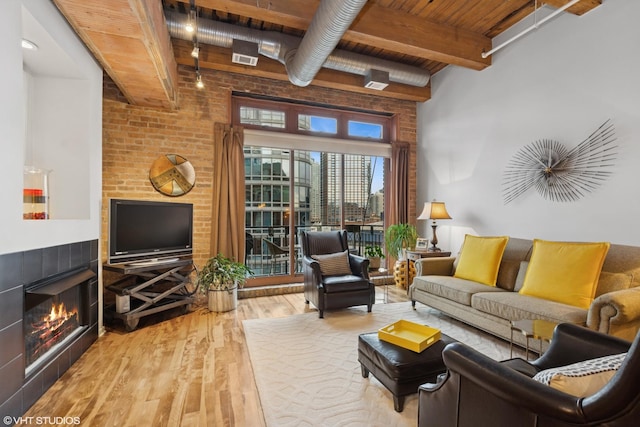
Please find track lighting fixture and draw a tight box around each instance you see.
[189,0,203,90]
[185,7,196,33]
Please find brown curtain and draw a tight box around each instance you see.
[210,123,245,263]
[388,141,410,293]
[389,142,409,226]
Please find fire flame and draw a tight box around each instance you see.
[43,302,77,328]
[26,301,80,368]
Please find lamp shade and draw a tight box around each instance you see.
[417,201,452,220]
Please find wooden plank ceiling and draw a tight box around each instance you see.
[52,0,601,108]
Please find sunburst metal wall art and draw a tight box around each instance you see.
[502,120,617,204]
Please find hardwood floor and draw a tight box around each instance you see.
[23,285,409,426]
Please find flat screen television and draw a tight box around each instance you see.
[108,199,193,264]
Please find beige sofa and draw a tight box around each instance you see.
[408,238,640,343]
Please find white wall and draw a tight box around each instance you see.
[0,0,102,255]
[417,0,640,253]
[30,77,92,219]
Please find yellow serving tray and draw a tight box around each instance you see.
[378,320,441,353]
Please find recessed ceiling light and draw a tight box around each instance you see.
[21,39,38,51]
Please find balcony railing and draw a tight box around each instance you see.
[245,224,386,277]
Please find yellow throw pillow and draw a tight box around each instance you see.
[453,235,509,286]
[519,240,610,309]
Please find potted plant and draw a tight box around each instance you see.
[385,223,418,289]
[197,253,253,312]
[385,223,418,260]
[364,245,385,270]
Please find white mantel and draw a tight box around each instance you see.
[1,0,102,256]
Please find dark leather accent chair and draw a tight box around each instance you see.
[300,230,375,318]
[418,323,637,427]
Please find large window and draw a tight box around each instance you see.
[234,95,392,285]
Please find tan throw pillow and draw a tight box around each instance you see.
[519,240,610,309]
[595,272,633,297]
[533,353,626,397]
[514,261,529,292]
[454,235,509,286]
[312,250,352,275]
[496,259,522,291]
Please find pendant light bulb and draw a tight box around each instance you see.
[185,21,195,33]
[195,74,204,89]
[191,46,200,59]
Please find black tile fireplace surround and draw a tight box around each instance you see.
[0,240,99,420]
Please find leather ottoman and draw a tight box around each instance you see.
[358,331,457,412]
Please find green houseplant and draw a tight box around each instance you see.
[197,253,253,312]
[385,223,418,260]
[364,245,385,270]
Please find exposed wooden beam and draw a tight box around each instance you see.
[173,40,430,102]
[191,0,492,70]
[53,0,179,109]
[349,2,491,70]
[194,0,316,29]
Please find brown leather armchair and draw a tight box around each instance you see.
[300,230,375,318]
[418,323,637,427]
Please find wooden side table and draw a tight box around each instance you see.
[406,250,452,261]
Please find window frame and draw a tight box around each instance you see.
[232,95,392,142]
[236,95,393,287]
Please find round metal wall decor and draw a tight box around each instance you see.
[149,154,196,196]
[502,120,617,204]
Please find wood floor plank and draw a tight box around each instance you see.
[127,400,160,427]
[22,285,408,426]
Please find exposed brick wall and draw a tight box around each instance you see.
[102,66,417,269]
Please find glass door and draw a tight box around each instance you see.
[245,145,386,286]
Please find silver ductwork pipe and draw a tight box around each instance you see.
[165,10,430,88]
[325,50,430,87]
[285,0,367,87]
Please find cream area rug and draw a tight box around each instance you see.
[243,302,514,427]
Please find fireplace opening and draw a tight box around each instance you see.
[24,268,95,377]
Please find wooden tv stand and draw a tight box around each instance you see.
[104,257,196,331]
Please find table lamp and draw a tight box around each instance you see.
[417,200,452,252]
